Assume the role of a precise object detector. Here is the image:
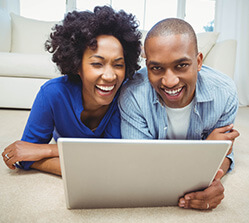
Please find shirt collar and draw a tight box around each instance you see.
[195,71,214,103]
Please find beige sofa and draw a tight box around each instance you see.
[0,10,60,109]
[0,11,237,109]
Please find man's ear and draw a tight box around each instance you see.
[197,52,203,71]
[141,46,146,58]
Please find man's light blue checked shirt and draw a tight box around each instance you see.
[118,65,239,172]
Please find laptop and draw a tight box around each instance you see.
[58,138,231,209]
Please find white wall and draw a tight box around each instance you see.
[0,0,20,14]
[215,0,249,106]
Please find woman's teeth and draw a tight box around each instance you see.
[96,85,115,91]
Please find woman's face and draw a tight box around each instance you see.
[79,35,125,110]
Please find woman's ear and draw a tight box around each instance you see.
[78,67,82,77]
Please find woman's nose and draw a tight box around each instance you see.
[102,66,116,82]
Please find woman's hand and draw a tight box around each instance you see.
[2,141,58,170]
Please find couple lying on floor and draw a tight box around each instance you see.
[2,6,239,210]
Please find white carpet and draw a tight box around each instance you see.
[0,107,248,223]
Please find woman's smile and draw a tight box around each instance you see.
[95,84,116,96]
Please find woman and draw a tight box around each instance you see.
[2,6,141,176]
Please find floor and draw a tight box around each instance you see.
[0,108,30,149]
[0,106,248,222]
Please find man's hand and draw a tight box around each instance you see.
[178,169,224,210]
[206,124,240,155]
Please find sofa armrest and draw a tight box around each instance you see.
[203,39,237,79]
[0,52,60,79]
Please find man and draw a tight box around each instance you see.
[118,18,239,210]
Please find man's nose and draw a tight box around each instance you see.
[161,69,179,88]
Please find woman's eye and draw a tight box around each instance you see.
[91,63,102,67]
[114,64,124,68]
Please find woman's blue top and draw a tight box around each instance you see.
[20,75,121,170]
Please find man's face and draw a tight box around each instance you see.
[145,34,203,108]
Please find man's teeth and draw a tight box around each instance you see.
[96,85,115,91]
[164,87,182,95]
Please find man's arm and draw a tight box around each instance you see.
[220,157,231,175]
[206,124,240,174]
[178,123,240,210]
[209,88,239,172]
[178,169,225,210]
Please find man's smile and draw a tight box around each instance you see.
[162,87,183,96]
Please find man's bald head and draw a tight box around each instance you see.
[145,18,198,54]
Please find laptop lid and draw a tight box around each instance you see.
[58,138,231,209]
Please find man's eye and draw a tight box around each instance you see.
[151,66,162,71]
[176,64,188,69]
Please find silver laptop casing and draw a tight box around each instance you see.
[58,138,231,209]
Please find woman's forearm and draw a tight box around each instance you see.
[44,143,59,157]
[31,157,61,176]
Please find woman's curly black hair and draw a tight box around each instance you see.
[45,5,141,81]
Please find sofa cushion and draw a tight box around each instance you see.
[10,13,57,54]
[0,9,11,52]
[204,39,237,79]
[196,32,220,59]
[0,52,60,79]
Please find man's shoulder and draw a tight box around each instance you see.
[119,67,155,105]
[198,65,237,100]
[121,67,151,93]
[196,65,238,108]
[199,65,236,90]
